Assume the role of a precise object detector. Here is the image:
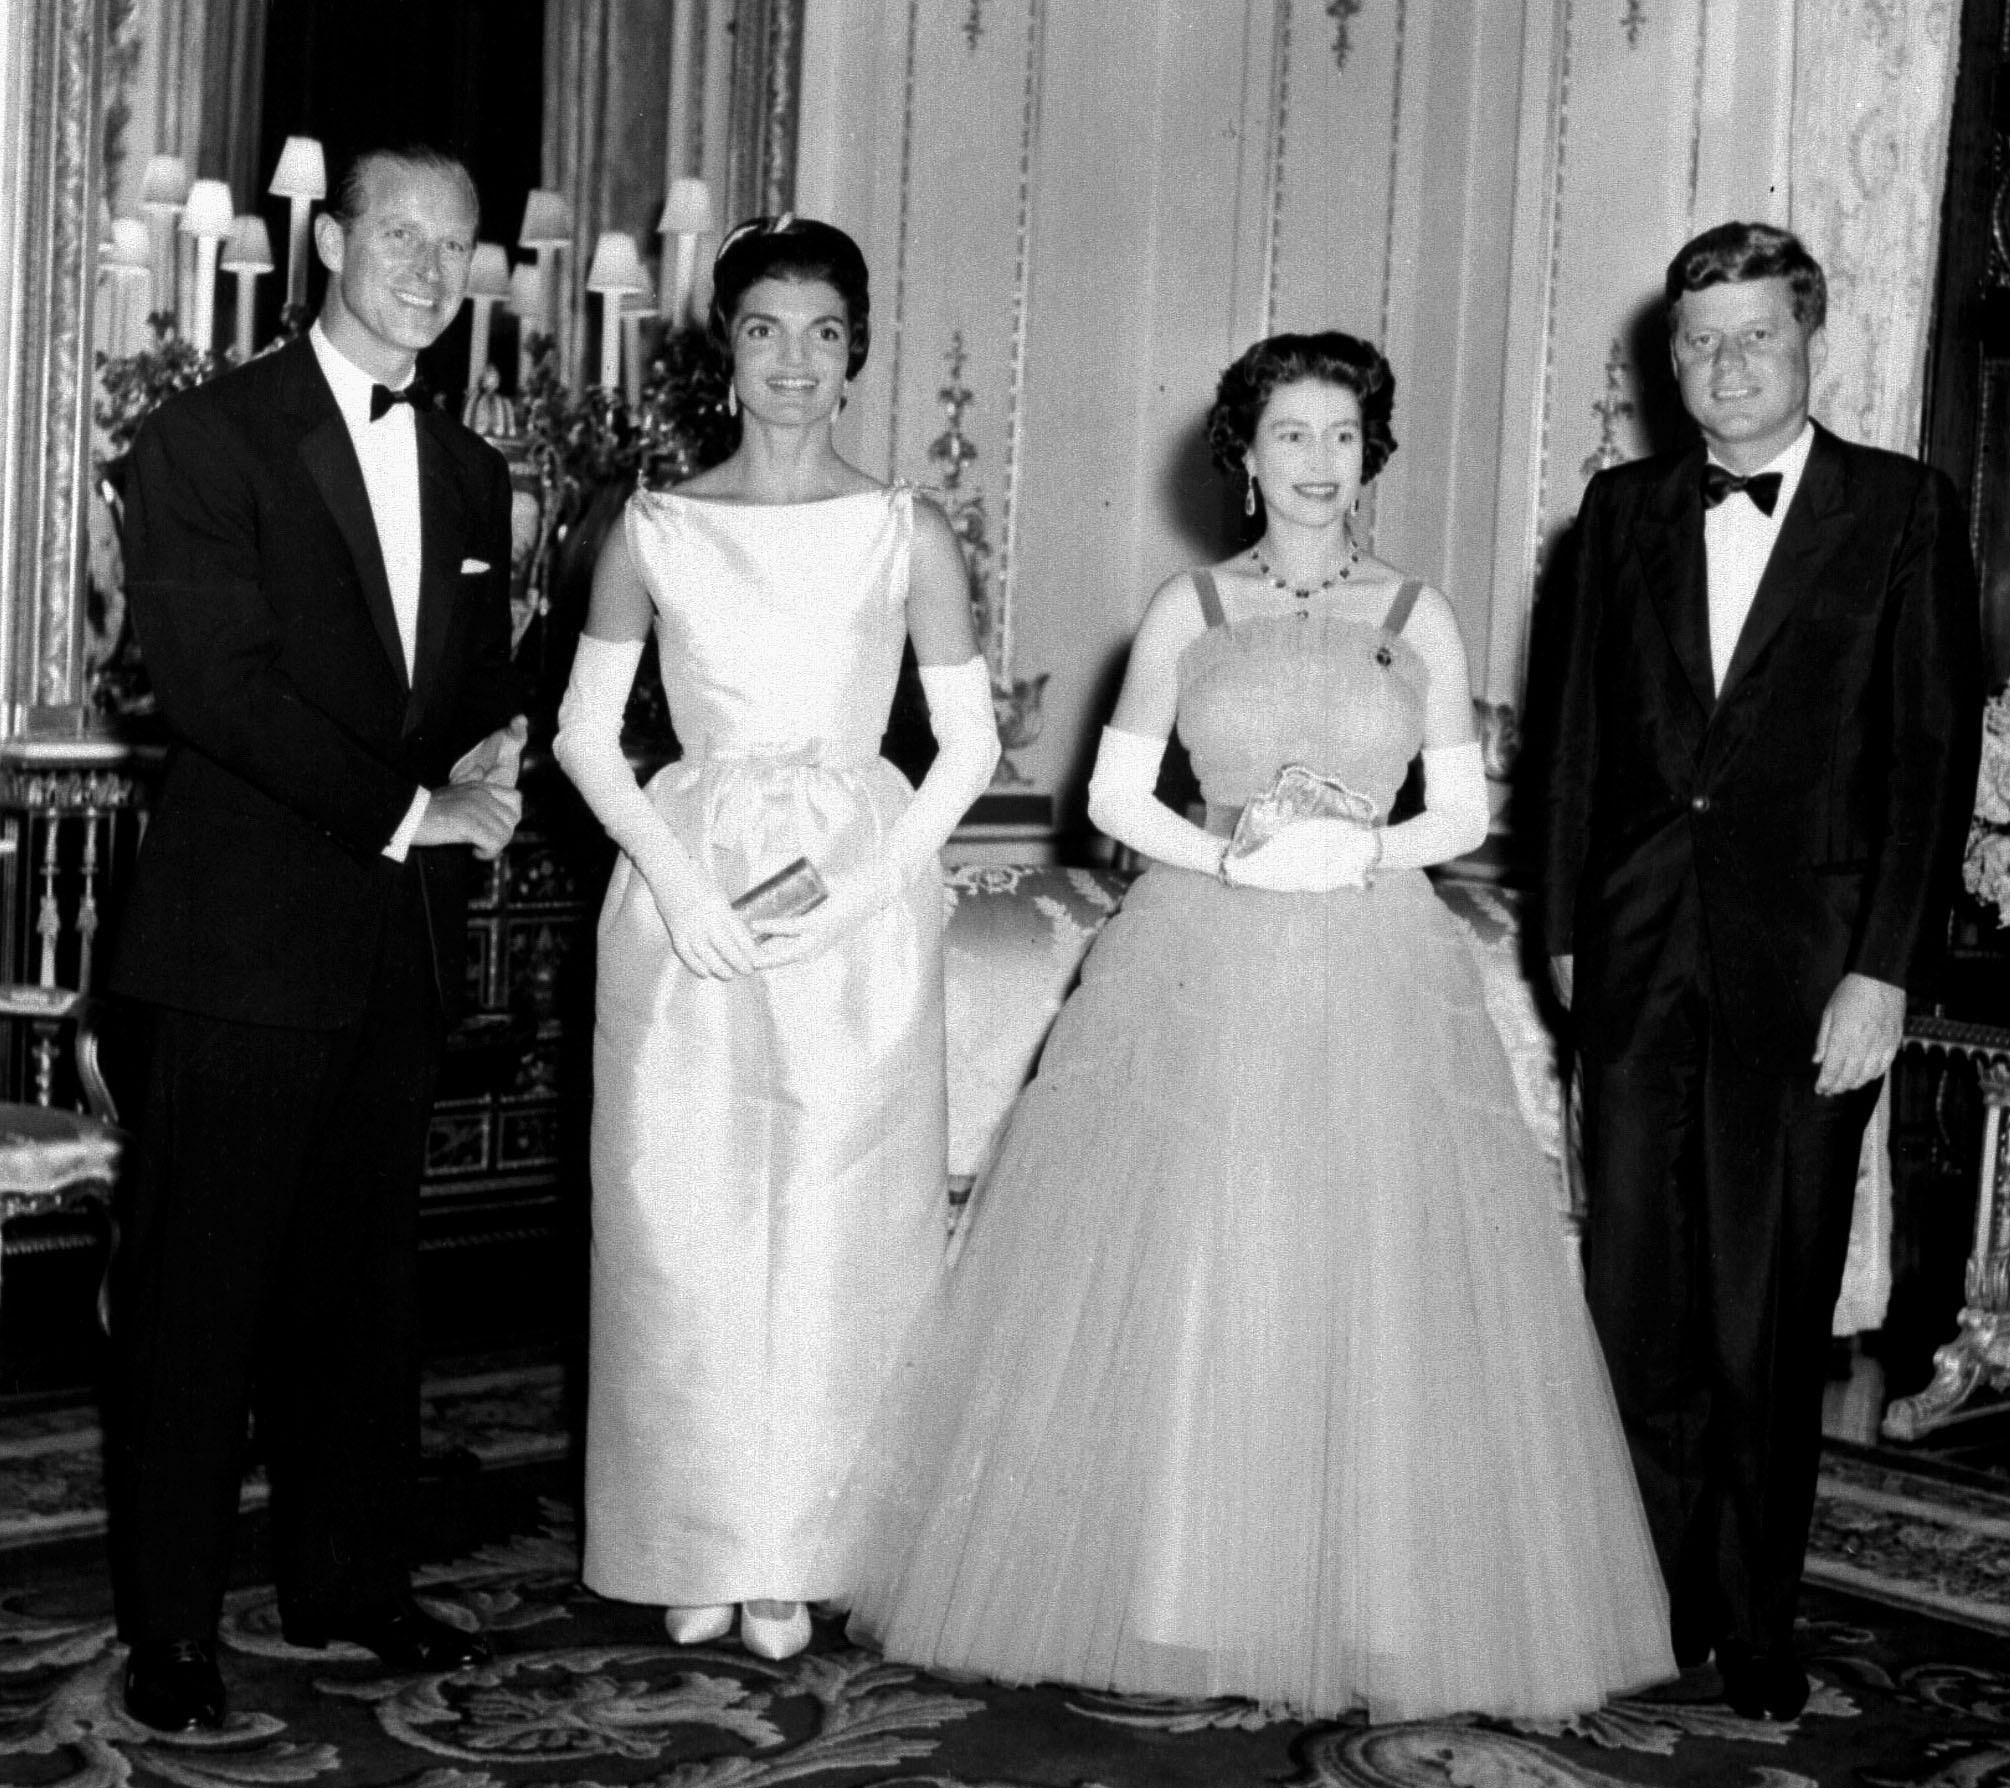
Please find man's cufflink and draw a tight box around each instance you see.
[459,557,491,574]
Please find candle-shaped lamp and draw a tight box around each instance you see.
[464,243,513,393]
[518,188,573,355]
[179,178,235,354]
[507,261,546,386]
[621,279,659,406]
[658,177,714,329]
[267,135,326,310]
[102,217,154,356]
[138,154,191,323]
[220,216,274,361]
[584,231,646,391]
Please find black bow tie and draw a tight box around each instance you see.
[368,381,428,422]
[1702,463,1783,516]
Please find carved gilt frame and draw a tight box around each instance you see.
[0,0,102,743]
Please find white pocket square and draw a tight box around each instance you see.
[459,557,491,574]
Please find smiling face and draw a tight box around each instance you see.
[1244,377,1365,530]
[1669,275,1825,472]
[729,276,852,427]
[314,158,477,383]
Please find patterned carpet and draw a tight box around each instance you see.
[7,1363,2010,1786]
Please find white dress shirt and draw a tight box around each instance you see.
[308,323,430,858]
[1703,421,1814,694]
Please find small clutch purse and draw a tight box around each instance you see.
[730,856,830,921]
[1229,763,1380,858]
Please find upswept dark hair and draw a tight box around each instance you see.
[327,145,479,232]
[1665,221,1826,332]
[1205,330,1398,485]
[708,215,871,379]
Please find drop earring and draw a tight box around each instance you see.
[1245,479,1257,518]
[727,383,739,417]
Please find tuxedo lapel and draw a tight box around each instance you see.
[1716,426,1854,701]
[1633,446,1716,735]
[282,344,409,692]
[409,412,464,719]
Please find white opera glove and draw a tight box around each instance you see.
[755,656,1001,965]
[1375,740,1490,871]
[553,634,758,979]
[1231,817,1379,892]
[1085,726,1228,876]
[1232,742,1490,892]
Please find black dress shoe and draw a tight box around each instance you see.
[285,1602,490,1671]
[124,1638,226,1732]
[1718,1646,1810,1721]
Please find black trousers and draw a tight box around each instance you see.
[1579,967,1876,1662]
[108,877,445,1645]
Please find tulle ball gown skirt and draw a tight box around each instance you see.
[825,864,1675,1724]
[584,752,948,1607]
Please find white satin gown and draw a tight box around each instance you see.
[583,484,949,1607]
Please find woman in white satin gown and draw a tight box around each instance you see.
[553,216,999,1662]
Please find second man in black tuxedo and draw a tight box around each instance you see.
[1544,223,1981,1720]
[108,146,526,1731]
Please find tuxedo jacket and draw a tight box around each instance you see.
[1543,424,1982,1072]
[111,337,519,1030]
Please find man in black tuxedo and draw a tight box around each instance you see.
[108,145,526,1731]
[1545,222,1981,1720]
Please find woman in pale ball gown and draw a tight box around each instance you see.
[554,215,999,1662]
[824,331,1675,1722]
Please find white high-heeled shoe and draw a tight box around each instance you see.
[738,1601,811,1660]
[663,1603,735,1644]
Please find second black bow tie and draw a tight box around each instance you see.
[369,382,428,422]
[1702,463,1782,516]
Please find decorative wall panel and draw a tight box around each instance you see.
[798,0,1959,821]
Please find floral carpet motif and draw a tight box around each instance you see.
[9,1374,2010,1784]
[7,1483,2010,1788]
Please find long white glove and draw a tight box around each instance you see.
[1085,726,1226,875]
[553,633,759,978]
[757,655,1001,962]
[1234,740,1490,892]
[1377,739,1489,869]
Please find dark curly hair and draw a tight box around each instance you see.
[708,214,871,380]
[1665,221,1826,332]
[1205,331,1398,492]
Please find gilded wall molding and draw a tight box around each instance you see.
[726,0,807,224]
[1532,0,1579,571]
[996,0,1046,685]
[1266,0,1294,336]
[0,0,102,737]
[1327,0,1367,69]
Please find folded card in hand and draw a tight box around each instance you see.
[730,857,830,922]
[1230,764,1381,858]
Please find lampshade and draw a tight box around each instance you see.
[220,215,275,273]
[268,136,327,200]
[103,217,152,272]
[659,177,715,236]
[584,231,647,293]
[466,243,513,300]
[507,263,544,315]
[179,179,235,238]
[138,155,191,213]
[518,189,572,248]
